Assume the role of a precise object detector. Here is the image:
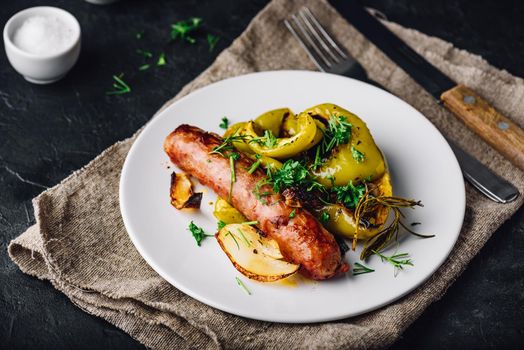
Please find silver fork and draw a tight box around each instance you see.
[284,7,519,203]
[284,7,369,81]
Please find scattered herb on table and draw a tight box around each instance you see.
[136,49,153,58]
[235,276,251,295]
[171,17,202,43]
[219,116,229,129]
[138,64,150,71]
[188,221,213,246]
[106,74,131,95]
[157,52,167,66]
[351,146,365,163]
[136,31,144,39]
[353,262,375,275]
[207,34,220,52]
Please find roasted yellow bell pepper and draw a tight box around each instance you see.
[304,103,386,187]
[223,122,253,154]
[254,108,292,137]
[213,197,247,224]
[244,113,319,159]
[315,172,392,240]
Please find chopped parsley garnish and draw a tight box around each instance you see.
[207,34,220,52]
[235,276,251,295]
[171,17,202,43]
[263,130,277,148]
[312,114,353,169]
[136,49,153,58]
[106,74,131,95]
[270,160,323,193]
[332,181,366,209]
[228,152,240,202]
[219,117,229,129]
[247,155,261,174]
[353,262,375,275]
[319,212,330,223]
[217,220,226,230]
[289,209,296,218]
[157,53,166,66]
[351,146,365,163]
[188,221,212,246]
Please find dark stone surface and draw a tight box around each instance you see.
[0,0,522,349]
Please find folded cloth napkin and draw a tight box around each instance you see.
[8,0,524,349]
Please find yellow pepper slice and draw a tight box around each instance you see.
[213,197,247,224]
[244,113,319,159]
[254,108,292,137]
[315,172,392,240]
[246,153,282,171]
[223,122,253,154]
[304,103,385,187]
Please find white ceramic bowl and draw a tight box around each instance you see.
[3,6,81,84]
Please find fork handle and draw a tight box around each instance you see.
[441,84,524,171]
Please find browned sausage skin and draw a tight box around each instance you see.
[164,124,349,280]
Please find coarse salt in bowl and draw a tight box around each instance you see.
[3,7,81,84]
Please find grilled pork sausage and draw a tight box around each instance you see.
[164,124,349,280]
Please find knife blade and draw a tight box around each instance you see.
[330,0,524,173]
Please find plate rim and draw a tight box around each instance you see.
[119,70,466,323]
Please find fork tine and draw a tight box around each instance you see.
[302,7,348,59]
[298,8,341,63]
[284,16,330,71]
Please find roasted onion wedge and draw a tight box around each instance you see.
[170,172,202,209]
[216,224,299,282]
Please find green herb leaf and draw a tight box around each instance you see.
[226,231,240,250]
[188,221,212,246]
[136,49,153,58]
[353,262,375,275]
[219,117,229,129]
[207,34,220,52]
[171,17,202,43]
[157,53,166,66]
[319,211,330,223]
[373,249,413,276]
[235,276,251,295]
[270,160,322,193]
[289,209,296,218]
[332,181,366,210]
[217,220,226,230]
[138,64,150,71]
[351,146,365,163]
[106,74,131,95]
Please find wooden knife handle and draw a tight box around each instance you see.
[441,84,524,171]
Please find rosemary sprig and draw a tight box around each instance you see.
[372,250,413,276]
[353,262,375,275]
[106,74,131,95]
[235,277,251,295]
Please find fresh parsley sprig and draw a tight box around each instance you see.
[207,34,220,52]
[351,146,365,163]
[188,221,213,246]
[332,181,366,210]
[219,117,229,129]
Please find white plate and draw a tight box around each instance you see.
[120,71,465,323]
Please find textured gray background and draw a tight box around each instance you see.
[0,0,522,348]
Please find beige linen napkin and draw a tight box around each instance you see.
[8,0,524,349]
